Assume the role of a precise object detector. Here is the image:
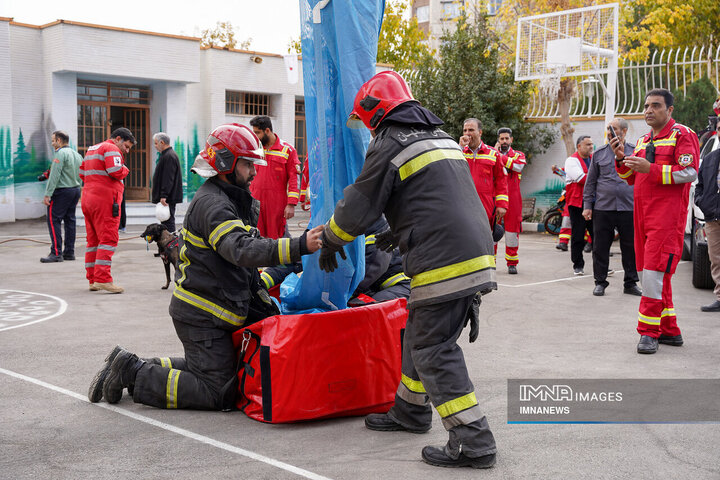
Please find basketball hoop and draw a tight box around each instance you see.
[536,63,566,100]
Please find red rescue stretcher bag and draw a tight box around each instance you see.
[233,298,407,423]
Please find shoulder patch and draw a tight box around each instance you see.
[678,153,693,167]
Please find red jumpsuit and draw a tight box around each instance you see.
[463,142,509,230]
[501,148,526,266]
[79,140,129,286]
[616,119,699,338]
[250,136,300,239]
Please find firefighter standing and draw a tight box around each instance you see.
[459,118,509,237]
[614,88,699,354]
[88,124,324,409]
[320,71,498,469]
[79,128,134,293]
[249,116,301,239]
[496,127,526,274]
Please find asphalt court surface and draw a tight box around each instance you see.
[1,216,719,479]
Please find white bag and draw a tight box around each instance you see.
[155,203,171,222]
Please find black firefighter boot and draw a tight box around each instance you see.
[88,345,123,403]
[421,444,496,469]
[102,347,146,404]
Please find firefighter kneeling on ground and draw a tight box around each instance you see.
[88,124,323,410]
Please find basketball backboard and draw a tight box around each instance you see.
[515,3,619,82]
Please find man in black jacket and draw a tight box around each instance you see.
[89,124,323,410]
[320,71,498,469]
[152,132,183,232]
[694,140,720,311]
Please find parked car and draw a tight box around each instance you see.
[685,131,720,289]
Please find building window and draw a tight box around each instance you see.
[294,99,306,161]
[77,81,150,105]
[441,1,462,19]
[416,5,429,23]
[487,0,503,16]
[225,91,270,116]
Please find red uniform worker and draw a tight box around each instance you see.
[79,128,135,293]
[496,128,526,274]
[615,88,699,354]
[249,116,300,239]
[460,118,509,233]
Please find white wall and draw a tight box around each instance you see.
[0,20,15,222]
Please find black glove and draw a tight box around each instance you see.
[318,245,347,272]
[464,294,481,343]
[375,229,397,253]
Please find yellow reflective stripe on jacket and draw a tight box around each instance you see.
[209,220,251,249]
[365,234,376,245]
[618,168,633,179]
[181,228,210,249]
[166,369,181,409]
[288,191,300,199]
[400,149,466,181]
[436,391,477,418]
[177,244,190,285]
[278,238,292,264]
[381,272,410,289]
[265,148,290,160]
[160,357,173,368]
[661,165,673,185]
[173,285,246,326]
[411,255,495,288]
[260,271,275,289]
[638,312,661,325]
[401,373,426,393]
[496,194,509,202]
[329,215,356,242]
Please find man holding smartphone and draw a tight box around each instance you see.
[582,119,640,297]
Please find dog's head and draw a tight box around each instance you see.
[141,223,169,244]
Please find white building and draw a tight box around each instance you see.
[0,17,307,222]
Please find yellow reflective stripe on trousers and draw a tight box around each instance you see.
[661,308,676,317]
[173,285,246,326]
[160,357,172,368]
[329,215,356,242]
[401,373,426,393]
[209,220,250,249]
[398,149,466,181]
[166,369,181,409]
[638,312,661,325]
[278,238,291,264]
[260,271,275,289]
[436,391,478,418]
[381,272,410,289]
[411,255,495,288]
[181,228,210,249]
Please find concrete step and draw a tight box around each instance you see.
[75,202,187,226]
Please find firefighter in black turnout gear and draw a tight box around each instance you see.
[88,124,323,410]
[321,71,498,469]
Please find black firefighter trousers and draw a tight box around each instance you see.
[132,319,237,410]
[387,294,497,458]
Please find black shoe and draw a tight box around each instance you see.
[658,334,683,346]
[700,300,720,312]
[593,285,605,296]
[508,265,517,275]
[40,255,63,263]
[584,243,592,253]
[556,243,568,251]
[365,413,430,434]
[103,348,144,404]
[623,285,642,296]
[637,335,658,354]
[88,345,123,403]
[573,268,584,276]
[63,254,75,261]
[421,446,496,469]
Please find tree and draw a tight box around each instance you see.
[377,1,434,70]
[413,14,555,159]
[201,22,252,50]
[672,77,718,134]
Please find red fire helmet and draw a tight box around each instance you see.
[192,123,266,178]
[347,71,414,131]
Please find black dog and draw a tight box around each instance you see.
[141,223,179,290]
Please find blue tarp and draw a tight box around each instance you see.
[280,0,385,313]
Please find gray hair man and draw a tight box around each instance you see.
[152,132,183,232]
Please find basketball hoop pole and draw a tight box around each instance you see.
[604,4,619,127]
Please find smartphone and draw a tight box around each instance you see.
[608,125,617,139]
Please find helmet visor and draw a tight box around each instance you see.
[346,113,366,130]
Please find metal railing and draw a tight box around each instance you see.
[527,44,720,119]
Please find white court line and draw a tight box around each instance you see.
[0,289,68,332]
[0,367,333,480]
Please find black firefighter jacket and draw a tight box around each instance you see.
[324,121,497,308]
[695,148,720,222]
[170,177,306,331]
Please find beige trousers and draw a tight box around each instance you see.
[703,220,720,299]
